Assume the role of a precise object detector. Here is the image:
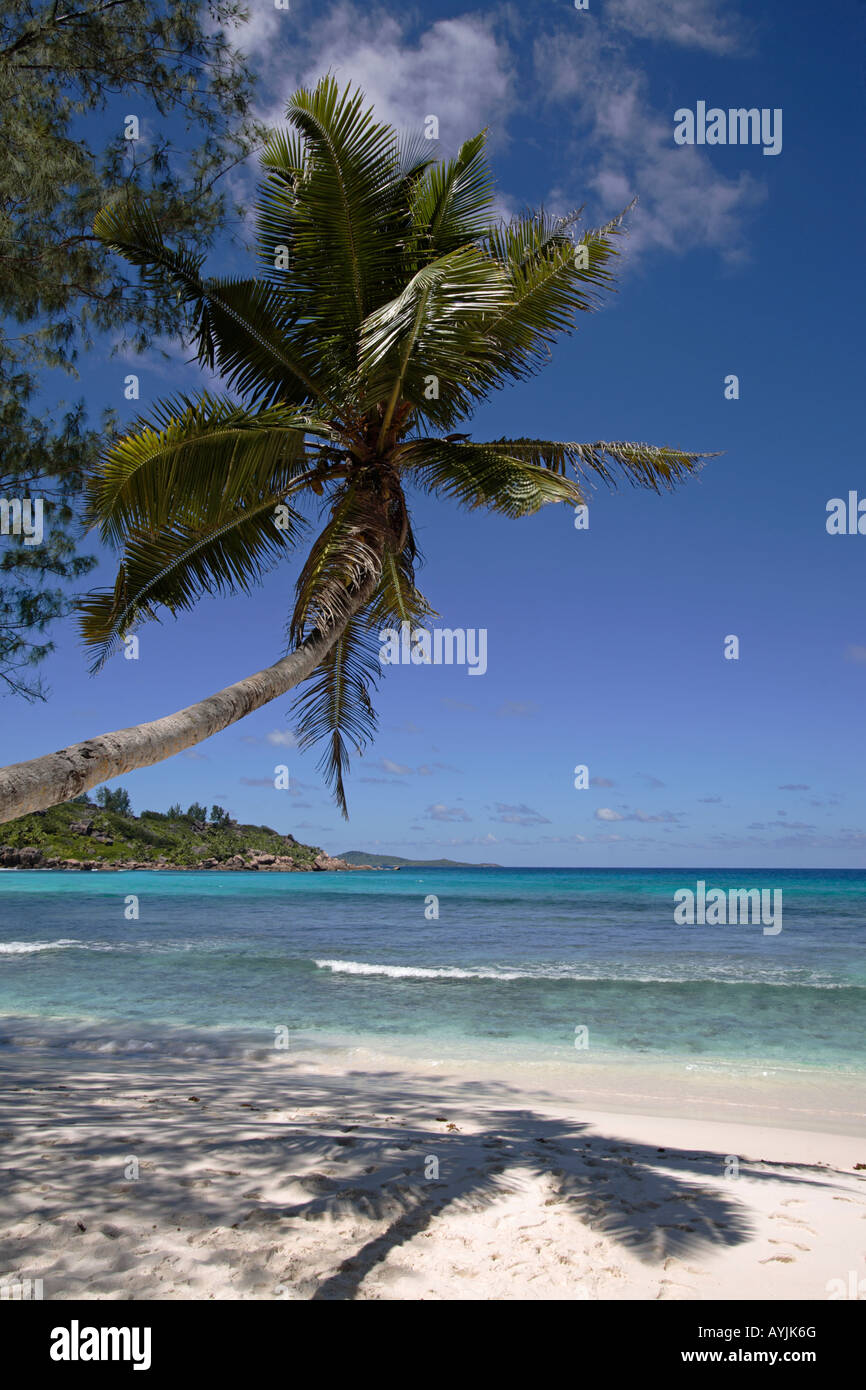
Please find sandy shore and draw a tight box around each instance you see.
[1,1044,864,1300]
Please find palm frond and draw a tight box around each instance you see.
[93,197,330,409]
[291,606,383,818]
[79,491,305,669]
[89,393,329,545]
[478,209,626,383]
[358,246,511,429]
[474,438,719,492]
[290,524,434,820]
[283,76,407,329]
[409,130,494,254]
[255,126,309,279]
[401,439,586,515]
[289,482,384,644]
[366,521,437,629]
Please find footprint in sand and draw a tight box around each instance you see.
[769,1212,817,1235]
[657,1279,697,1298]
[663,1259,706,1276]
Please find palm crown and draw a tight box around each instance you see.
[83,76,712,816]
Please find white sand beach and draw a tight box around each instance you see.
[1,1042,864,1301]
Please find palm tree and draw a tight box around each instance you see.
[0,76,714,824]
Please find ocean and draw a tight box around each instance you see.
[0,868,864,1096]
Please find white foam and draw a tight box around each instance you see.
[312,958,855,988]
[314,958,523,980]
[0,939,81,955]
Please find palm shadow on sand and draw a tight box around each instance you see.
[0,1052,848,1300]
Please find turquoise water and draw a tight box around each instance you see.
[0,867,864,1074]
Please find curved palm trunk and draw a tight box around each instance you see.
[0,574,379,824]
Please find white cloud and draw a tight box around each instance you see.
[492,803,551,826]
[217,3,760,276]
[266,729,299,747]
[222,4,284,59]
[426,803,471,823]
[255,6,514,150]
[380,757,411,775]
[535,27,765,259]
[596,805,684,823]
[607,0,743,54]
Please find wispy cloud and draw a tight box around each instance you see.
[426,803,471,823]
[491,802,551,826]
[534,20,765,260]
[496,700,538,718]
[606,0,745,54]
[596,805,683,823]
[240,730,299,748]
[380,757,411,776]
[266,729,299,747]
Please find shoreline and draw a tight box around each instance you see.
[1,1041,863,1300]
[1,1012,864,1136]
[0,858,382,873]
[0,865,385,872]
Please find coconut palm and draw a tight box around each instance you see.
[0,76,714,823]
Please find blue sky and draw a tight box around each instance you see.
[5,0,865,867]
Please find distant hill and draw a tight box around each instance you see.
[339,851,501,868]
[0,798,326,871]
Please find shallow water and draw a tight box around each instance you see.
[0,868,863,1084]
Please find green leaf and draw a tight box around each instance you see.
[93,197,330,408]
[79,492,305,670]
[291,606,382,818]
[478,437,719,492]
[409,130,494,254]
[289,481,384,643]
[282,76,410,330]
[89,392,327,546]
[358,244,511,428]
[401,439,586,515]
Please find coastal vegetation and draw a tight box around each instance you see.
[0,794,326,870]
